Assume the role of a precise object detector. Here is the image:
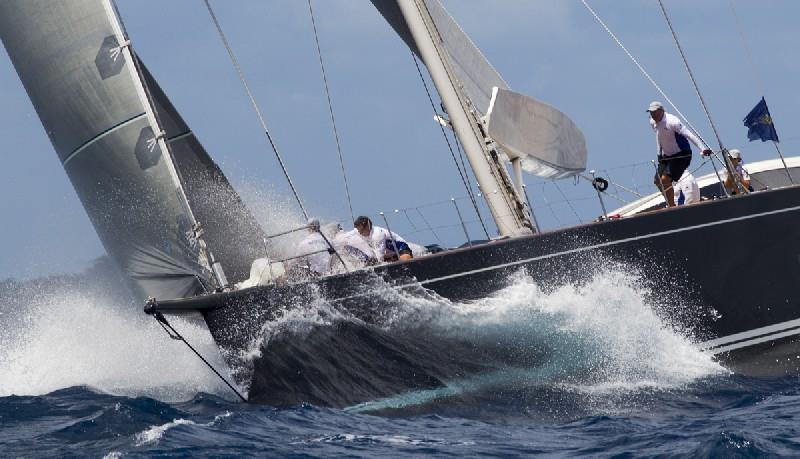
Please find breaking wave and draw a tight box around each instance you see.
[0,259,233,401]
[0,257,724,415]
[237,267,725,411]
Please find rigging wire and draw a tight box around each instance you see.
[727,0,764,96]
[655,0,723,151]
[552,180,582,224]
[202,0,309,220]
[410,52,491,239]
[146,307,247,402]
[306,0,355,223]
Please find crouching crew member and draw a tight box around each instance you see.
[353,216,413,262]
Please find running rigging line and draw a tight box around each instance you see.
[202,0,309,220]
[411,53,491,240]
[306,0,355,223]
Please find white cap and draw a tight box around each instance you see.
[729,149,742,160]
[307,218,320,230]
[646,101,663,112]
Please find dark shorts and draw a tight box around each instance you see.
[656,152,692,181]
[383,240,412,261]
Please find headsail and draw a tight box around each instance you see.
[0,0,265,299]
[371,0,587,178]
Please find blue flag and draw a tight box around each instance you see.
[743,97,780,143]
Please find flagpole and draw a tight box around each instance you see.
[772,141,793,184]
[765,99,793,184]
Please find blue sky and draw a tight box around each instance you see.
[1,0,798,279]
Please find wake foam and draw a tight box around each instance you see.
[0,274,234,401]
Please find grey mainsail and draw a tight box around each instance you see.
[0,0,265,299]
[371,0,587,179]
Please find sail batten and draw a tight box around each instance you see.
[62,112,147,166]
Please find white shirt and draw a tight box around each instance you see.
[367,225,408,260]
[334,226,408,262]
[296,231,330,274]
[650,112,707,156]
[723,163,751,183]
[674,170,700,205]
[334,229,376,262]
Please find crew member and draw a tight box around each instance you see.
[354,216,413,262]
[723,149,753,194]
[647,101,712,207]
[674,169,700,205]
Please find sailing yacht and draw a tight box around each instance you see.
[3,0,800,406]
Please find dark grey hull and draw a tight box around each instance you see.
[152,185,800,404]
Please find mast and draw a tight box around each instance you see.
[396,0,532,236]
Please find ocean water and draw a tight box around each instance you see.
[2,260,799,458]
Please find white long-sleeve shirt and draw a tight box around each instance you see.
[367,225,408,260]
[334,226,408,262]
[651,112,707,156]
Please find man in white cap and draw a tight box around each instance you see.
[647,101,712,206]
[723,149,752,194]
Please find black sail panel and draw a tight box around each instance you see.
[0,0,210,299]
[141,64,268,284]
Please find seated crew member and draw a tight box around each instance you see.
[646,101,712,207]
[296,218,331,276]
[353,216,413,262]
[674,169,700,205]
[723,149,753,194]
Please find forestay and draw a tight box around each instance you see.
[371,0,587,178]
[0,0,266,300]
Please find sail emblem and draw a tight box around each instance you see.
[134,126,162,170]
[95,35,126,79]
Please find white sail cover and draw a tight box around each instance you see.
[0,0,267,299]
[371,0,587,178]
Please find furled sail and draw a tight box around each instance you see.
[370,0,587,178]
[0,0,265,299]
[486,88,587,179]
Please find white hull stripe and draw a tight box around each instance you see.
[706,326,800,355]
[698,318,800,351]
[419,202,800,286]
[331,201,800,304]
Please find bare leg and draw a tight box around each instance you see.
[661,175,675,207]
